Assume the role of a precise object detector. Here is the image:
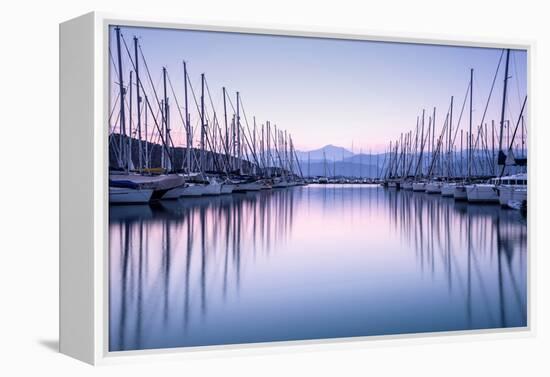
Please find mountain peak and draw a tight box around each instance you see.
[296,144,354,161]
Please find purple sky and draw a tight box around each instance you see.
[109,26,527,153]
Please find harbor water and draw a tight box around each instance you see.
[109,184,527,351]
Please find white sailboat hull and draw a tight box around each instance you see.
[272,180,289,188]
[110,174,186,200]
[221,183,236,194]
[234,181,263,192]
[162,184,189,199]
[401,182,413,190]
[453,185,468,200]
[412,182,426,192]
[109,187,153,204]
[388,181,400,189]
[203,182,222,196]
[498,186,527,207]
[441,183,456,197]
[181,184,206,197]
[425,182,442,194]
[466,184,499,203]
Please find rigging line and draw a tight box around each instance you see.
[225,91,259,169]
[134,43,166,135]
[512,51,523,108]
[226,93,237,115]
[505,95,518,133]
[129,61,176,161]
[203,78,224,157]
[470,49,505,172]
[195,78,223,172]
[144,104,164,164]
[108,93,121,131]
[118,31,174,165]
[472,49,504,151]
[506,95,528,153]
[204,79,232,171]
[185,74,219,172]
[186,73,204,121]
[451,81,471,148]
[165,71,189,145]
[428,102,453,176]
[109,110,121,136]
[268,126,285,174]
[108,48,121,82]
[166,71,204,172]
[237,95,261,166]
[427,112,450,177]
[404,120,420,176]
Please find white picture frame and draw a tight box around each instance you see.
[59,11,534,365]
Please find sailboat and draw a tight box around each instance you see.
[466,50,527,204]
[109,180,154,204]
[425,181,442,194]
[109,30,186,203]
[497,173,527,209]
[455,68,475,202]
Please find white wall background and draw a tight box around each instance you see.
[0,0,548,375]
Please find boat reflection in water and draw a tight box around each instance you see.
[109,185,527,351]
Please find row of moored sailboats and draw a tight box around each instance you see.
[109,27,305,205]
[380,49,527,212]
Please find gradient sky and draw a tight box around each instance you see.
[109,26,527,153]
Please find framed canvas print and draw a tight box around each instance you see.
[59,12,532,365]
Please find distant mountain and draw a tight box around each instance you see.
[295,144,354,162]
[344,153,389,164]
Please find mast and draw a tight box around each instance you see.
[223,87,229,173]
[261,123,265,175]
[274,124,278,173]
[448,97,453,179]
[498,49,511,165]
[308,152,311,178]
[114,26,127,172]
[160,99,165,169]
[184,61,191,174]
[128,71,133,171]
[163,67,170,172]
[521,116,525,158]
[492,120,495,175]
[468,68,473,179]
[266,121,271,176]
[200,73,206,175]
[134,36,142,172]
[284,130,288,175]
[415,110,425,179]
[425,115,430,174]
[231,115,236,171]
[236,92,241,174]
[460,130,463,177]
[388,140,393,179]
[144,94,148,169]
[432,106,435,176]
[253,117,257,174]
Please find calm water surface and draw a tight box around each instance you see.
[109,184,527,351]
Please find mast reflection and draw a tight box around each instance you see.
[109,189,298,351]
[386,189,527,329]
[109,185,527,351]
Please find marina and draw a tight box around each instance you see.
[109,28,527,212]
[108,25,528,351]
